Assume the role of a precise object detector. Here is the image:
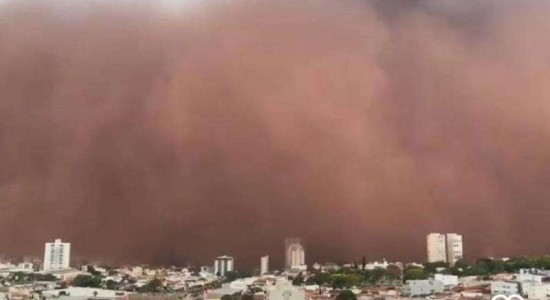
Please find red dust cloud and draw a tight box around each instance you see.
[0,0,549,268]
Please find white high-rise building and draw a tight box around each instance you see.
[260,255,269,275]
[285,238,306,270]
[427,233,447,263]
[43,239,71,271]
[214,255,234,277]
[446,233,463,265]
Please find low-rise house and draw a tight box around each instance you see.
[267,279,305,300]
[525,283,550,300]
[42,269,90,282]
[402,280,444,297]
[490,281,520,296]
[42,287,131,299]
[204,284,242,300]
[364,260,389,270]
[434,274,458,290]
[516,269,544,284]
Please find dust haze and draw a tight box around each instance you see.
[0,0,549,268]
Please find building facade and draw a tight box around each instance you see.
[261,255,269,275]
[214,255,234,277]
[403,280,444,296]
[491,281,521,296]
[434,274,458,289]
[427,233,447,263]
[285,238,306,270]
[446,233,463,265]
[525,283,550,300]
[267,279,306,300]
[43,239,70,271]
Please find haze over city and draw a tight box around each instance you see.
[1,0,549,269]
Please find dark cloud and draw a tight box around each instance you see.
[0,0,549,269]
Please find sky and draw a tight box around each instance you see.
[0,0,549,269]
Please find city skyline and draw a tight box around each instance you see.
[0,0,549,269]
[5,233,527,272]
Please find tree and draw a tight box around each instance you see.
[35,273,58,281]
[292,272,304,286]
[72,275,101,288]
[454,259,470,270]
[105,279,119,290]
[336,290,356,300]
[423,262,449,274]
[139,278,163,293]
[403,268,428,282]
[241,294,254,300]
[370,268,386,284]
[361,256,367,271]
[87,266,101,276]
[306,272,330,285]
[224,271,251,283]
[386,265,402,283]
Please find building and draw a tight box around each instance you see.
[43,239,70,271]
[517,269,544,283]
[364,259,389,270]
[204,284,242,300]
[491,281,521,296]
[402,279,444,297]
[261,255,269,275]
[434,274,458,289]
[267,278,306,300]
[427,233,447,263]
[42,287,131,299]
[525,283,550,300]
[446,233,463,265]
[285,238,305,270]
[214,255,234,277]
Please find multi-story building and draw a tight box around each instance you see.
[491,281,521,296]
[261,255,269,275]
[214,255,234,277]
[43,239,70,271]
[285,238,306,270]
[446,233,463,265]
[427,233,447,263]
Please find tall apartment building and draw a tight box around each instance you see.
[427,233,464,265]
[285,238,305,270]
[446,233,463,265]
[427,233,447,263]
[214,255,234,276]
[260,255,269,274]
[43,239,71,271]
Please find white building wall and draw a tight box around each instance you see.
[285,238,305,269]
[427,233,447,263]
[434,274,458,288]
[517,271,543,283]
[491,281,520,296]
[261,255,269,274]
[287,244,305,269]
[526,283,550,300]
[267,279,306,300]
[214,256,234,277]
[446,234,463,265]
[404,280,444,296]
[43,239,70,271]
